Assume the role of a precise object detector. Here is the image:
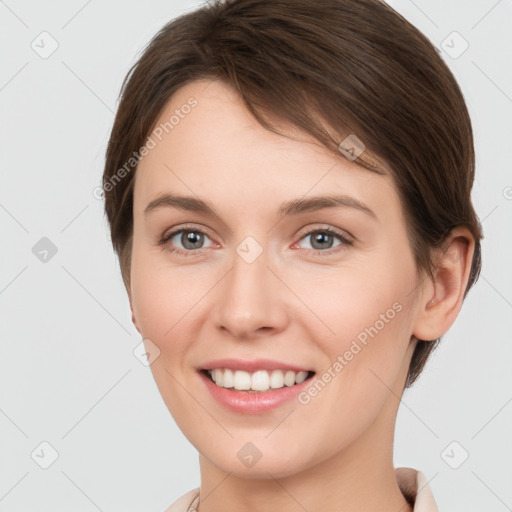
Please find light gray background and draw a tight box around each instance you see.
[0,0,511,510]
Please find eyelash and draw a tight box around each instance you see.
[158,224,353,258]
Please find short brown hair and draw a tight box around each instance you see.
[102,0,482,387]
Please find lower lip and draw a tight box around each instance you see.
[198,370,314,414]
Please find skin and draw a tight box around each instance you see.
[127,79,474,512]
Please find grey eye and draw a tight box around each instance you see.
[169,230,213,251]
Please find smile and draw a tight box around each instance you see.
[205,368,314,393]
[198,366,316,414]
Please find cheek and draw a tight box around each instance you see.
[129,248,204,427]
[287,279,416,462]
[291,256,415,350]
[129,242,222,368]
[129,244,186,349]
[290,248,418,406]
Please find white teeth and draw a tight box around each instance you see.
[251,370,269,391]
[295,371,308,384]
[233,370,251,390]
[269,369,284,389]
[212,369,224,387]
[207,368,311,392]
[284,370,296,386]
[222,368,234,388]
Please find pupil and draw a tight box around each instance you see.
[183,231,203,249]
[312,232,332,250]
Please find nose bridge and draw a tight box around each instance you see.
[213,236,288,338]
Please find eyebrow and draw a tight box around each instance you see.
[144,193,377,219]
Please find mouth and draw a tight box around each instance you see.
[200,368,316,393]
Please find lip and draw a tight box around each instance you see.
[198,368,315,414]
[198,358,313,373]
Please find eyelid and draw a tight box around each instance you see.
[161,223,214,242]
[294,223,354,242]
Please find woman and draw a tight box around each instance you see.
[102,0,482,510]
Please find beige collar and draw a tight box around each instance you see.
[166,467,439,512]
[395,467,439,511]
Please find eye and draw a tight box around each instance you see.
[159,227,214,256]
[158,224,353,257]
[294,226,353,255]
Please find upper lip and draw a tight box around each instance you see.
[198,358,313,373]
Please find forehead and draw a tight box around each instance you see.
[133,79,397,217]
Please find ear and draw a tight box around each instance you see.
[127,287,142,335]
[412,227,475,341]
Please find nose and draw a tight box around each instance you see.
[212,244,290,340]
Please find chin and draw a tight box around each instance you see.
[198,437,322,480]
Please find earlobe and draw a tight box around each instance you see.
[412,228,475,341]
[128,290,141,335]
[131,309,140,334]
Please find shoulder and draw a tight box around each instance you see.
[395,467,439,512]
[164,488,199,512]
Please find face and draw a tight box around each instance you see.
[129,79,425,478]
